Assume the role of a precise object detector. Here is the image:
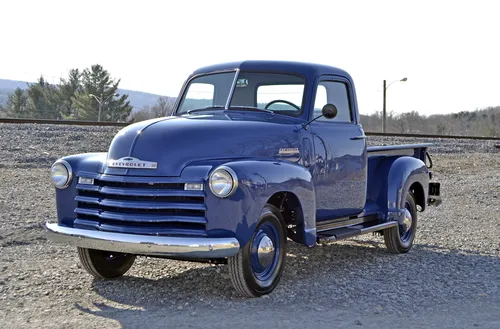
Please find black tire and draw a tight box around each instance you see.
[384,192,418,254]
[228,204,286,297]
[77,247,136,279]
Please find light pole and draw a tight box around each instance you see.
[89,93,118,122]
[382,77,407,133]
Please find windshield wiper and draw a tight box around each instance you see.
[186,106,225,114]
[230,106,274,114]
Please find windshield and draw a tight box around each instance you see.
[176,71,305,116]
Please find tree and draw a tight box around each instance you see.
[129,105,154,122]
[72,64,132,121]
[58,69,82,119]
[150,97,176,117]
[26,77,61,119]
[129,97,176,122]
[5,88,29,118]
[436,123,446,134]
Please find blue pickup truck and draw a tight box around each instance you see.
[46,61,441,297]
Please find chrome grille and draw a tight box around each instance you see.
[74,174,207,236]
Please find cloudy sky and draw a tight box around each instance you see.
[1,0,499,115]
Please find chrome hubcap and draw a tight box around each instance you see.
[257,235,275,268]
[401,208,413,233]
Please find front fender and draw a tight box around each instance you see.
[197,160,316,248]
[53,153,107,225]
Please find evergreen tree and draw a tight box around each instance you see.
[5,88,29,118]
[73,64,132,121]
[58,69,82,119]
[26,77,61,119]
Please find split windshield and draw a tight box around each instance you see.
[176,71,305,116]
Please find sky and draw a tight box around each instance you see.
[1,0,499,115]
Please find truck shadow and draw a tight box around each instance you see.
[75,240,499,328]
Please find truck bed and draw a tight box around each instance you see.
[367,143,433,162]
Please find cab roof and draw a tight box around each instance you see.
[191,60,352,81]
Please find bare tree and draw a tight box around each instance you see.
[129,97,176,122]
[150,97,176,117]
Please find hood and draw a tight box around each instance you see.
[104,111,303,176]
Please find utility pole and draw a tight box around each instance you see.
[89,93,118,122]
[382,77,407,133]
[383,80,387,133]
[97,94,103,122]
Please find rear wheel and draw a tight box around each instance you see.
[228,204,286,297]
[77,247,136,279]
[384,192,418,253]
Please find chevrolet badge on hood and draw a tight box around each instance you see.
[107,157,158,169]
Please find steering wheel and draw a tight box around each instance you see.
[264,100,301,111]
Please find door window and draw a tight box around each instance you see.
[313,81,352,122]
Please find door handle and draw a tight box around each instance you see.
[350,135,366,140]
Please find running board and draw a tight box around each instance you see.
[317,221,398,242]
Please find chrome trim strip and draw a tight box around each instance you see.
[225,69,240,110]
[45,223,240,258]
[316,214,378,233]
[318,222,398,242]
[359,221,398,234]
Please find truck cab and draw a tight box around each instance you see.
[46,61,441,297]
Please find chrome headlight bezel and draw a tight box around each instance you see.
[209,166,238,198]
[50,159,73,189]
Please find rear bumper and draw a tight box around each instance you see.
[45,222,240,259]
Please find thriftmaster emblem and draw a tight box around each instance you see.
[107,157,158,169]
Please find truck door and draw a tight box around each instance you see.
[309,77,367,221]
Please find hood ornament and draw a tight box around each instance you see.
[107,157,158,169]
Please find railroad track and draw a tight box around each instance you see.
[1,117,499,141]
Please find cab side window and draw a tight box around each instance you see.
[313,81,352,122]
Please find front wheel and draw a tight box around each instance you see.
[228,204,286,297]
[384,192,418,253]
[77,247,136,279]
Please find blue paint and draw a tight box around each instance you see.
[52,60,436,254]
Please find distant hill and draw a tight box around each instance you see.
[0,78,169,112]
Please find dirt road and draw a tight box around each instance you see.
[0,123,498,328]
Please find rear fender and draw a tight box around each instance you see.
[200,160,316,247]
[368,156,429,222]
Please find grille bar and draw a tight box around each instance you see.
[96,174,202,184]
[73,219,207,236]
[75,196,206,211]
[76,184,205,197]
[74,207,206,223]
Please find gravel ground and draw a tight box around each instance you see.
[0,123,499,329]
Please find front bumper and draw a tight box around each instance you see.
[45,223,240,259]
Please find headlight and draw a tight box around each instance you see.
[209,166,238,198]
[50,160,72,189]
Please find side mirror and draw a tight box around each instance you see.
[322,104,338,119]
